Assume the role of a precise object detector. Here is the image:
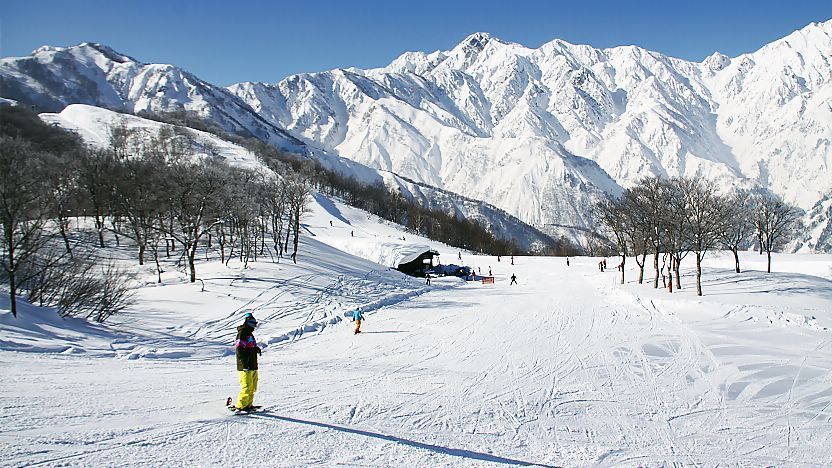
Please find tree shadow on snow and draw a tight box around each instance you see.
[699,269,832,299]
[250,413,550,467]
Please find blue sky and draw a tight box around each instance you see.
[2,0,830,86]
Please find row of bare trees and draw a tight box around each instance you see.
[76,124,312,282]
[597,176,803,296]
[0,106,310,320]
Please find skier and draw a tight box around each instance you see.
[352,307,365,334]
[458,251,462,261]
[488,266,492,276]
[351,230,354,237]
[330,220,333,227]
[497,255,501,262]
[511,255,514,265]
[510,273,517,285]
[566,257,570,266]
[425,273,431,285]
[233,312,261,411]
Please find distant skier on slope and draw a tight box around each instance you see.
[233,312,261,411]
[510,273,517,285]
[352,307,365,334]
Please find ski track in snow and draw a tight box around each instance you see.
[2,198,831,466]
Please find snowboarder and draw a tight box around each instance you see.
[510,273,517,285]
[352,307,364,334]
[233,312,261,411]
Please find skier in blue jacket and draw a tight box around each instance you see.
[352,307,365,334]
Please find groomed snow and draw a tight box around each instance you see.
[1,194,831,466]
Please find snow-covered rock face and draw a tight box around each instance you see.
[3,21,832,251]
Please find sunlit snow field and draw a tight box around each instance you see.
[2,195,831,466]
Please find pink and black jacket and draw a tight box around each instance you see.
[235,325,260,371]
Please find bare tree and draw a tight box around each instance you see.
[165,161,225,282]
[720,190,755,273]
[596,198,628,284]
[754,194,803,273]
[78,148,116,248]
[264,178,288,261]
[634,177,674,289]
[287,178,310,264]
[45,154,81,257]
[111,158,164,265]
[108,121,134,160]
[146,218,166,283]
[0,137,59,317]
[222,167,262,268]
[662,178,692,292]
[682,179,731,296]
[620,187,653,284]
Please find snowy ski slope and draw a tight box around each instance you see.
[1,194,831,466]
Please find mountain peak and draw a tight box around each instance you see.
[702,51,730,72]
[456,32,505,51]
[29,42,138,65]
[74,42,138,64]
[32,45,64,56]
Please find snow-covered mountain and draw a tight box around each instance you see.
[0,42,305,152]
[227,21,832,250]
[3,20,831,250]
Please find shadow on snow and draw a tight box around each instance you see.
[250,413,552,467]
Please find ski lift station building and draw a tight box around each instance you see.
[395,248,440,277]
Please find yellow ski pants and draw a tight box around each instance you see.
[237,370,259,408]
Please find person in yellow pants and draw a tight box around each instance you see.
[237,369,258,409]
[234,312,261,410]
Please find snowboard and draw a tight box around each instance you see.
[228,405,264,414]
[226,396,265,414]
